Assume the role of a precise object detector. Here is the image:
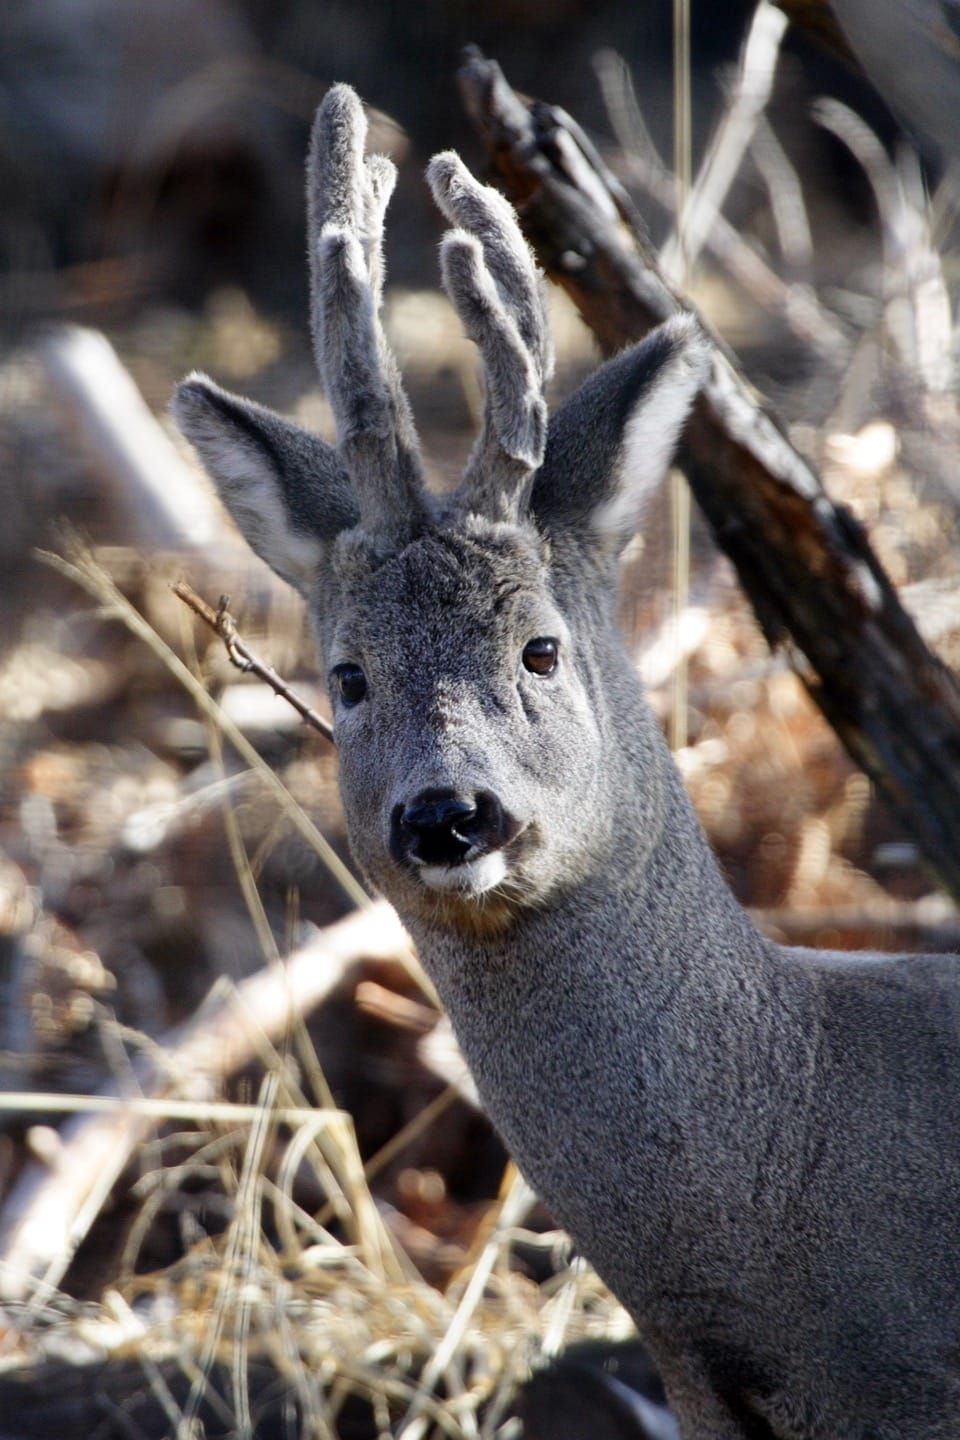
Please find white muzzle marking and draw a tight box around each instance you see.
[417,851,508,896]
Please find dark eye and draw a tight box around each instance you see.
[522,637,559,677]
[332,662,367,706]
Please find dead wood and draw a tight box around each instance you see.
[38,325,225,551]
[458,48,960,905]
[0,903,474,1306]
[0,1355,326,1440]
[755,896,960,950]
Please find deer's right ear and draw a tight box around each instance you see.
[172,374,359,593]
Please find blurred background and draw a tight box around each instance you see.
[0,1,959,1435]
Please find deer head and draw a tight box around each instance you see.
[173,85,709,935]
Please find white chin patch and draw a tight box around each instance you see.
[417,851,508,896]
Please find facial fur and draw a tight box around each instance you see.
[311,517,613,934]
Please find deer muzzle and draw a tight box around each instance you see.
[390,787,522,894]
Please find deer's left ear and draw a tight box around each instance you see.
[173,374,359,594]
[531,316,710,559]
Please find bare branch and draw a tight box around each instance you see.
[593,49,847,361]
[38,540,366,907]
[814,99,955,394]
[660,0,789,281]
[173,580,335,745]
[39,325,225,550]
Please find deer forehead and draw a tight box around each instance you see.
[327,522,560,655]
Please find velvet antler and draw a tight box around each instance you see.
[308,85,425,539]
[427,153,553,523]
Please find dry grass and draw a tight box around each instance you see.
[0,1082,630,1439]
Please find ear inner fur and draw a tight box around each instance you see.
[532,316,710,557]
[172,375,357,592]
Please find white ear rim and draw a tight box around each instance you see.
[173,375,326,595]
[591,317,711,545]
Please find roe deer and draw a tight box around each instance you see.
[174,85,960,1439]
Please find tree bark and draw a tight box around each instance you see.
[458,49,960,904]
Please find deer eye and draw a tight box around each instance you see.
[332,662,367,705]
[522,637,559,677]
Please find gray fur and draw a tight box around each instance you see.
[174,91,960,1439]
[171,375,356,591]
[534,316,710,564]
[428,151,552,519]
[440,232,545,473]
[307,84,425,538]
[427,152,552,378]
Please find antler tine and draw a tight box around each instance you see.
[427,152,553,523]
[307,85,424,538]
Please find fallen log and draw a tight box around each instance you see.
[38,324,225,550]
[459,49,960,904]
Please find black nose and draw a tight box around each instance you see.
[392,788,509,867]
[399,790,478,866]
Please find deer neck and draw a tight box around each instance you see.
[405,726,803,1309]
[404,701,817,1323]
[408,687,776,1066]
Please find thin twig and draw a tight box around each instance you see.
[750,116,814,280]
[396,1167,537,1440]
[592,48,848,361]
[813,99,954,393]
[37,542,365,907]
[660,0,789,280]
[670,0,693,754]
[173,580,335,744]
[0,1093,350,1125]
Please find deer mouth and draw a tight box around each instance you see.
[389,792,525,900]
[414,849,509,896]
